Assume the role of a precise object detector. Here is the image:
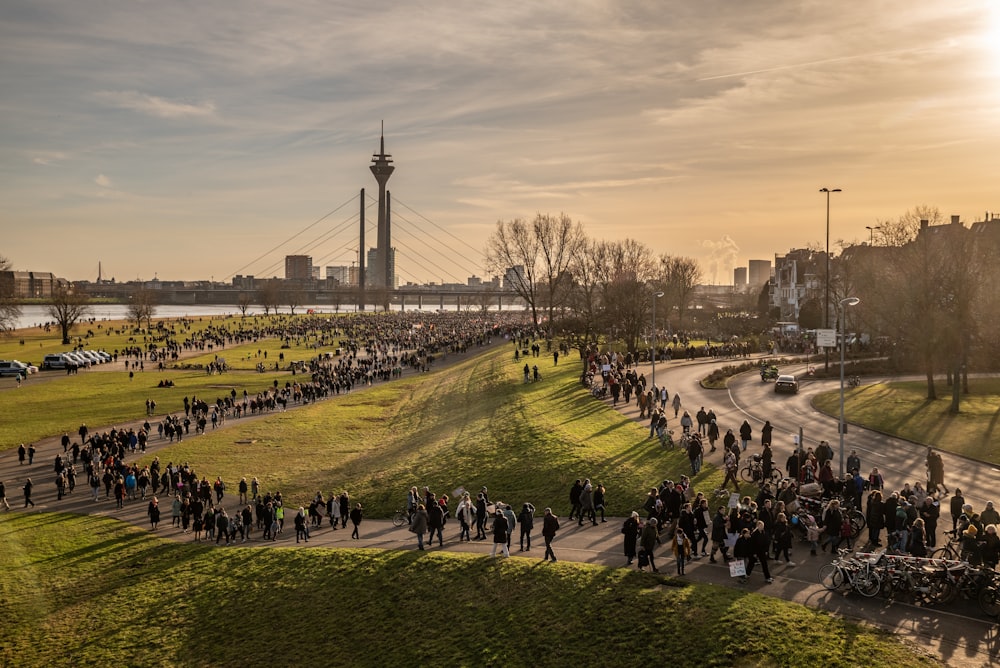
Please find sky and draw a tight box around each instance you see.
[2,1,1000,287]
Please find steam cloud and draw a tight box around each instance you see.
[701,235,740,285]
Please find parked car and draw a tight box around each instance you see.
[42,353,72,370]
[11,360,38,374]
[774,374,799,394]
[0,361,31,377]
[63,352,90,368]
[78,351,102,365]
[94,350,113,363]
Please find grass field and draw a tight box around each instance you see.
[814,378,1000,463]
[0,513,939,668]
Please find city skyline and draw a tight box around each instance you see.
[3,2,999,285]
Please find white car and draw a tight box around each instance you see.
[12,360,38,374]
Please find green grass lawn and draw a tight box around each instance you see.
[0,513,939,668]
[813,378,1000,463]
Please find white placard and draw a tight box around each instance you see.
[816,329,836,347]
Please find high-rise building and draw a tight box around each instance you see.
[326,266,350,284]
[285,255,312,280]
[366,247,396,288]
[504,266,525,290]
[748,260,772,291]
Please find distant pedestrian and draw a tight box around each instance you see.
[491,509,510,558]
[0,480,9,511]
[518,502,535,551]
[410,504,429,550]
[349,503,363,539]
[542,507,560,562]
[23,478,35,508]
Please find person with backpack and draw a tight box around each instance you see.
[722,450,740,492]
[672,529,693,575]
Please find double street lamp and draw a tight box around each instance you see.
[820,187,841,371]
[865,225,881,246]
[839,296,860,477]
[651,291,664,391]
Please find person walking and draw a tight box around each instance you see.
[518,502,535,551]
[672,528,693,575]
[491,509,510,558]
[639,517,661,573]
[410,504,429,550]
[745,520,773,584]
[622,511,640,565]
[541,507,560,562]
[578,480,596,526]
[739,420,753,451]
[722,450,740,492]
[427,499,445,547]
[0,480,9,511]
[23,478,35,508]
[349,503,363,539]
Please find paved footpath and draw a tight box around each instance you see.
[1,350,998,667]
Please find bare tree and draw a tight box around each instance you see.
[284,285,305,315]
[485,213,584,333]
[256,281,281,316]
[656,255,702,330]
[596,239,656,353]
[47,282,90,345]
[127,286,157,330]
[534,213,585,334]
[0,255,21,335]
[236,292,253,317]
[568,238,609,347]
[485,217,541,329]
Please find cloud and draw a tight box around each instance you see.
[32,151,69,166]
[97,91,216,119]
[95,174,112,188]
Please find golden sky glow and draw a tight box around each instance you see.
[2,1,999,285]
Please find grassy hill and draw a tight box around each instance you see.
[0,513,938,668]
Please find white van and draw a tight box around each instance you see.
[42,354,72,370]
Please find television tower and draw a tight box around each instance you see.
[370,123,394,289]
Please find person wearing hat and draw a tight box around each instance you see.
[961,524,983,565]
[490,508,510,558]
[981,502,1000,528]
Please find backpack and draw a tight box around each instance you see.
[840,519,853,538]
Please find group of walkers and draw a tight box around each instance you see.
[403,485,562,561]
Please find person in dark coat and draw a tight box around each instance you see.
[744,521,773,583]
[349,503,363,539]
[518,502,535,551]
[761,421,773,447]
[427,500,445,547]
[709,506,730,563]
[410,504,429,550]
[622,511,640,565]
[490,509,510,558]
[866,490,885,547]
[542,507,560,562]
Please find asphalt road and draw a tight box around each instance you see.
[1,350,997,667]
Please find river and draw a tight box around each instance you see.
[9,303,526,332]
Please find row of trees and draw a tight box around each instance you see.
[841,207,999,409]
[484,214,702,352]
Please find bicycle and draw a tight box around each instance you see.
[818,549,881,597]
[740,455,783,486]
[392,509,409,528]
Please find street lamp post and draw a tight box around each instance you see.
[652,291,664,392]
[865,225,881,246]
[820,187,841,372]
[839,296,860,477]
